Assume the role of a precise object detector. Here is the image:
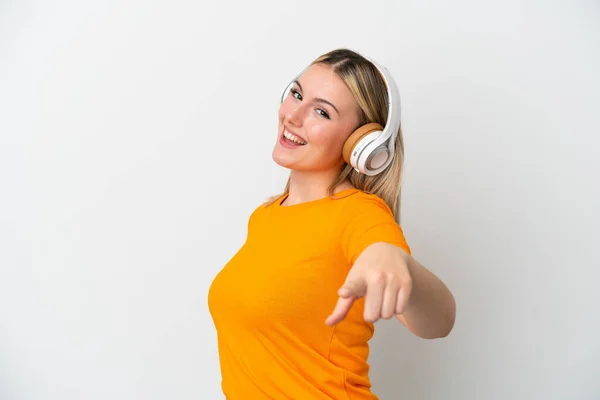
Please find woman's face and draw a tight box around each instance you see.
[273,63,361,172]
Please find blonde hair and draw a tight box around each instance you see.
[267,48,406,223]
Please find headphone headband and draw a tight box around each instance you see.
[368,57,401,157]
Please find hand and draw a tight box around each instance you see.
[325,242,413,326]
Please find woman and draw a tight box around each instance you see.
[208,48,456,399]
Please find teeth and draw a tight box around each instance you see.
[283,130,307,145]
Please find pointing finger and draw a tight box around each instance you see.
[338,279,367,298]
[325,296,356,326]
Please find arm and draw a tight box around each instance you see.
[326,242,456,339]
[391,245,456,339]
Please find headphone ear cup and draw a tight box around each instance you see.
[342,122,385,165]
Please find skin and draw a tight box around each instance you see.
[273,63,456,339]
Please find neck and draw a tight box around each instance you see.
[284,168,353,206]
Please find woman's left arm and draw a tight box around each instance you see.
[326,242,456,339]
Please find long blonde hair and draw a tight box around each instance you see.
[268,48,406,223]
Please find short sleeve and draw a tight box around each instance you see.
[341,196,411,265]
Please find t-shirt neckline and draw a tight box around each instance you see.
[275,188,360,209]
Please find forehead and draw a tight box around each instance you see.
[296,64,358,115]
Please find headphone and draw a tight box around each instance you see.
[280,55,401,176]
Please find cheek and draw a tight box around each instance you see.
[309,124,347,151]
[278,97,297,119]
[277,104,286,123]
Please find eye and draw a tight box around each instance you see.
[290,88,302,100]
[290,88,330,119]
[316,109,330,119]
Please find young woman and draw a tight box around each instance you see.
[208,48,456,399]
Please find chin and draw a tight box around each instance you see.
[271,151,294,169]
[272,145,336,172]
[272,151,304,171]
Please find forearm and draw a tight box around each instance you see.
[397,255,456,339]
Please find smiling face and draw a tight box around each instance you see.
[273,63,362,173]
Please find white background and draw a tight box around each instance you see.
[1,1,599,399]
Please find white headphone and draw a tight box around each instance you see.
[280,55,401,176]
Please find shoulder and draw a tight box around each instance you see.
[341,190,395,217]
[244,200,272,228]
[250,201,270,219]
[337,190,400,238]
[339,190,409,261]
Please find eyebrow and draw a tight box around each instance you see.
[294,80,339,115]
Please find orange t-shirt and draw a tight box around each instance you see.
[208,188,410,399]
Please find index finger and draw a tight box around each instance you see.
[325,296,356,326]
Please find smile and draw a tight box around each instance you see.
[282,129,307,145]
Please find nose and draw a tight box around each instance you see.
[285,100,305,127]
